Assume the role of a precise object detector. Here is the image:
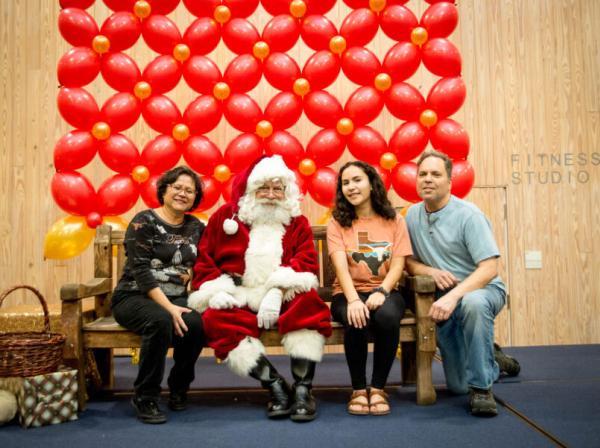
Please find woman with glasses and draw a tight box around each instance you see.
[111,166,205,424]
[327,161,412,416]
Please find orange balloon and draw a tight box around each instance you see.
[92,35,110,54]
[336,118,354,136]
[92,122,111,140]
[329,36,347,55]
[172,123,190,141]
[190,211,209,223]
[399,205,411,217]
[252,41,270,60]
[298,159,317,176]
[369,0,386,13]
[43,216,95,260]
[374,73,392,92]
[419,109,438,128]
[213,164,232,183]
[134,81,152,100]
[133,0,151,19]
[213,82,231,100]
[214,5,231,24]
[380,152,398,170]
[293,78,310,97]
[289,0,307,18]
[411,27,429,46]
[131,165,150,183]
[256,120,273,138]
[173,44,190,62]
[317,208,333,225]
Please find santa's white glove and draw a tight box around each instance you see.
[257,288,283,330]
[208,291,237,309]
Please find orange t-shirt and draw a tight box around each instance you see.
[326,215,413,295]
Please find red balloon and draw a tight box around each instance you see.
[58,47,100,87]
[54,131,97,171]
[226,0,260,17]
[141,95,182,134]
[140,174,161,208]
[148,0,180,15]
[374,165,391,190]
[451,160,475,198]
[103,0,135,10]
[300,15,337,51]
[143,55,182,94]
[306,129,345,167]
[341,47,381,86]
[385,82,425,122]
[58,8,98,47]
[264,131,304,168]
[380,5,418,42]
[224,54,262,93]
[307,167,337,208]
[98,133,140,173]
[303,91,344,128]
[340,8,379,47]
[183,95,222,134]
[183,0,220,17]
[261,0,290,15]
[60,0,95,7]
[262,15,301,53]
[430,118,470,159]
[264,92,303,130]
[421,2,458,38]
[345,86,384,126]
[183,56,222,95]
[426,77,466,119]
[422,38,462,77]
[57,87,100,130]
[183,136,223,175]
[264,53,301,91]
[342,0,368,7]
[383,42,420,83]
[141,15,182,55]
[294,170,308,195]
[389,122,429,162]
[51,171,97,215]
[141,135,182,174]
[303,50,340,90]
[391,162,420,203]
[101,52,141,92]
[222,18,260,55]
[183,17,221,55]
[101,92,141,132]
[347,126,387,165]
[223,94,262,133]
[224,133,263,172]
[305,0,337,14]
[101,12,142,52]
[221,177,234,202]
[97,174,140,215]
[195,176,221,211]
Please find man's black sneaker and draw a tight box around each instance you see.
[131,396,167,424]
[469,388,498,417]
[494,343,521,376]
[168,391,188,411]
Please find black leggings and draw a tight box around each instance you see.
[112,291,205,399]
[331,290,405,390]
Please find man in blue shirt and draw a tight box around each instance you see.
[406,149,519,416]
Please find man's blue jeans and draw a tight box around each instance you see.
[436,285,506,393]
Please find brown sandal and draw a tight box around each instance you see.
[369,389,390,416]
[347,390,369,415]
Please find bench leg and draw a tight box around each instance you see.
[416,346,436,405]
[61,300,87,411]
[400,342,416,385]
[94,349,115,391]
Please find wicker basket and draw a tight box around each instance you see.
[0,285,65,377]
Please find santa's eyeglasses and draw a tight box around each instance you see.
[256,185,285,196]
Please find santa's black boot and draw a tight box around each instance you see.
[290,358,317,422]
[249,355,292,418]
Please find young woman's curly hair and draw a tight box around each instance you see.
[332,161,396,228]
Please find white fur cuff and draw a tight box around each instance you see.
[226,337,266,377]
[187,274,236,313]
[265,267,319,302]
[282,329,325,363]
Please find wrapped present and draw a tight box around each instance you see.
[17,367,78,428]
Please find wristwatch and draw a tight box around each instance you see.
[371,286,390,299]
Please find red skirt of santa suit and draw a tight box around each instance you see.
[202,289,332,360]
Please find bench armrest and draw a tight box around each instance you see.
[405,275,436,294]
[60,278,112,301]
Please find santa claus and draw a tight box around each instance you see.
[188,155,332,422]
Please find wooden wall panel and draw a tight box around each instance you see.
[0,0,598,346]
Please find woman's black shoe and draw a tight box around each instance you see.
[131,396,167,424]
[168,391,188,411]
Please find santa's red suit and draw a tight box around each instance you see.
[188,156,332,378]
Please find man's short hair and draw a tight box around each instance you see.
[416,149,453,179]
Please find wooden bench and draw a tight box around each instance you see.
[61,225,437,410]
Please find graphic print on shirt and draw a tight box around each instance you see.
[348,231,391,275]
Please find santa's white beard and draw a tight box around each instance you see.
[238,197,293,227]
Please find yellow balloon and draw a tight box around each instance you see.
[92,35,110,54]
[374,73,392,92]
[173,44,191,62]
[255,120,273,138]
[134,81,152,100]
[44,216,95,260]
[419,109,438,128]
[411,27,429,46]
[190,211,209,224]
[214,5,231,24]
[336,118,354,136]
[317,209,333,225]
[289,0,307,18]
[293,78,310,97]
[133,0,151,19]
[252,41,270,60]
[213,82,231,100]
[329,36,347,55]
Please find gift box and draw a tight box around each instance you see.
[17,367,78,428]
